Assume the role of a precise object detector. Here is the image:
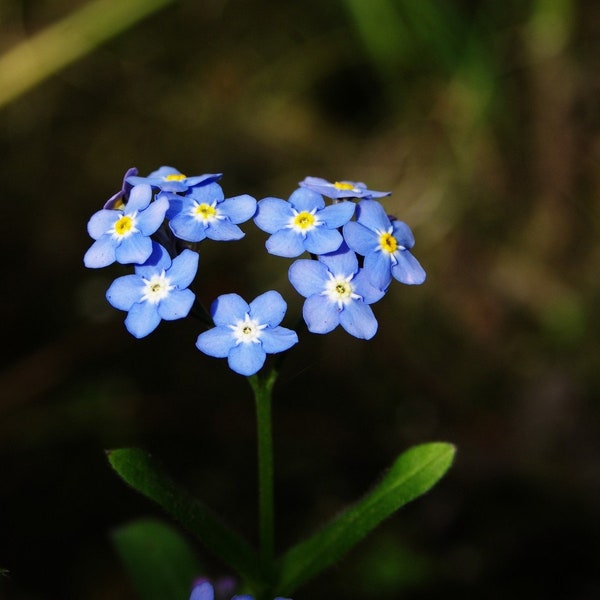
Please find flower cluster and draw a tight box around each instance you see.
[84,168,425,374]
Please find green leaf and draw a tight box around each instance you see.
[112,518,202,600]
[275,442,455,595]
[107,448,261,588]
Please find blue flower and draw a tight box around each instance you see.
[166,182,257,242]
[84,184,169,268]
[343,199,426,290]
[288,243,385,339]
[299,176,391,199]
[254,187,354,257]
[196,291,298,376]
[106,243,198,338]
[189,579,290,600]
[103,167,138,209]
[127,165,222,193]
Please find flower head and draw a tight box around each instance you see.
[254,187,354,257]
[288,243,385,339]
[84,184,169,268]
[127,166,222,193]
[106,243,198,338]
[196,291,298,376]
[343,199,426,290]
[299,176,391,199]
[166,182,257,243]
[189,579,290,600]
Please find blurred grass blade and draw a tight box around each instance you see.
[112,518,202,600]
[107,448,261,588]
[276,442,455,595]
[0,0,174,109]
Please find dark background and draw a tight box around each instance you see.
[1,0,599,598]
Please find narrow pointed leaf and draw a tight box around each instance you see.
[112,518,202,600]
[107,448,261,587]
[276,442,455,594]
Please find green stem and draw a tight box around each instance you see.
[249,368,279,585]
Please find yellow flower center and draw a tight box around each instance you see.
[379,232,398,254]
[164,173,187,181]
[194,203,217,221]
[334,182,355,191]
[114,215,134,236]
[323,273,359,308]
[293,211,316,230]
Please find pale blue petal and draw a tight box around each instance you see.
[254,197,293,233]
[288,260,329,297]
[364,250,392,291]
[158,288,195,320]
[218,194,257,224]
[260,327,298,353]
[339,300,378,339]
[169,214,207,242]
[211,293,249,326]
[196,327,235,358]
[352,268,387,303]
[165,194,185,220]
[190,581,214,600]
[228,343,266,376]
[318,200,355,228]
[83,235,116,268]
[124,302,161,338]
[249,290,287,326]
[136,194,169,235]
[266,229,305,257]
[343,221,378,255]
[106,274,144,310]
[87,210,118,239]
[288,187,324,211]
[115,233,152,265]
[185,173,222,187]
[304,227,343,255]
[206,220,244,241]
[392,219,416,249]
[135,242,171,277]
[186,182,224,204]
[167,249,199,288]
[355,199,391,231]
[391,250,426,285]
[302,294,340,334]
[318,243,358,276]
[125,184,152,212]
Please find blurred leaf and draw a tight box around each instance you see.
[107,448,261,589]
[275,442,455,595]
[112,518,202,600]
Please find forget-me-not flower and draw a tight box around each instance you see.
[190,579,291,600]
[343,199,426,290]
[166,182,257,242]
[196,291,298,376]
[106,243,198,338]
[288,243,385,339]
[254,187,354,257]
[127,165,222,193]
[84,184,169,268]
[299,176,391,199]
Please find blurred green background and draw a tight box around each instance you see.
[1,0,599,598]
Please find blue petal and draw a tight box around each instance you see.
[189,580,214,600]
[125,184,152,212]
[136,194,169,235]
[355,199,391,231]
[167,249,199,288]
[266,229,305,257]
[211,293,250,326]
[351,268,387,303]
[254,197,293,233]
[339,299,378,339]
[87,209,118,239]
[186,182,224,204]
[185,173,222,187]
[304,227,343,255]
[288,259,329,297]
[83,235,116,268]
[260,327,298,353]
[302,294,340,334]
[391,250,426,285]
[363,250,393,291]
[288,187,324,211]
[218,194,257,224]
[164,193,184,219]
[343,221,378,256]
[228,343,266,376]
[124,302,161,338]
[392,219,416,249]
[115,233,152,265]
[318,200,355,228]
[135,242,172,276]
[158,288,195,320]
[196,327,235,358]
[318,243,358,276]
[169,214,207,242]
[249,290,287,326]
[206,220,245,241]
[106,274,144,311]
